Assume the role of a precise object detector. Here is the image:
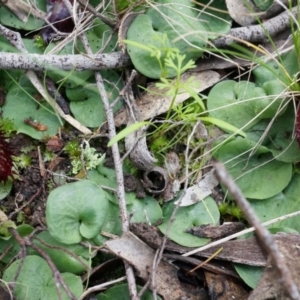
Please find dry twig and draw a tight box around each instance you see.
[9,228,76,300]
[215,162,300,300]
[213,6,298,47]
[61,0,137,297]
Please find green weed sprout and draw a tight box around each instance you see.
[70,141,105,175]
[13,154,31,169]
[34,35,46,49]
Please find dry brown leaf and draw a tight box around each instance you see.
[249,233,300,300]
[105,232,207,300]
[130,223,268,267]
[205,272,248,300]
[114,70,221,127]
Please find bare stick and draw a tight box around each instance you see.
[61,0,137,296]
[8,186,42,219]
[78,276,126,300]
[77,0,117,28]
[0,51,130,71]
[215,161,300,300]
[213,6,298,48]
[148,121,200,300]
[183,209,300,256]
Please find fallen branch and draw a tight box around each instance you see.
[0,51,131,71]
[215,162,300,300]
[9,228,76,300]
[213,5,298,48]
[0,6,297,72]
[61,0,137,297]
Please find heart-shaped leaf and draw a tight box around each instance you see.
[213,138,292,199]
[97,283,162,300]
[32,231,90,274]
[2,87,62,140]
[207,80,283,131]
[46,180,109,244]
[67,70,123,127]
[3,255,83,300]
[126,0,231,78]
[158,196,220,247]
[250,173,300,231]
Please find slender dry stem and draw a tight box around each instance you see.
[61,0,137,297]
[215,161,300,300]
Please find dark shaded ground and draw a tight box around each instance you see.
[4,133,64,227]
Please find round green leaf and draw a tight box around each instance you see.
[250,173,300,232]
[2,87,62,140]
[263,104,300,162]
[130,195,163,224]
[3,255,83,300]
[88,167,137,205]
[67,70,123,127]
[243,103,299,163]
[158,196,220,247]
[253,0,273,10]
[46,180,109,244]
[99,201,122,236]
[234,264,263,289]
[69,87,102,127]
[32,231,90,274]
[98,195,163,239]
[126,0,230,78]
[197,0,232,39]
[97,283,162,300]
[44,272,83,300]
[88,166,117,189]
[254,49,299,87]
[126,14,176,79]
[207,81,266,131]
[214,138,292,199]
[258,80,285,119]
[86,19,118,53]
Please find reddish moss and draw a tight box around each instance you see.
[0,129,14,183]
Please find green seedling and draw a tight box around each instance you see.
[219,202,244,221]
[34,35,46,49]
[64,140,81,158]
[13,154,31,170]
[65,140,105,175]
